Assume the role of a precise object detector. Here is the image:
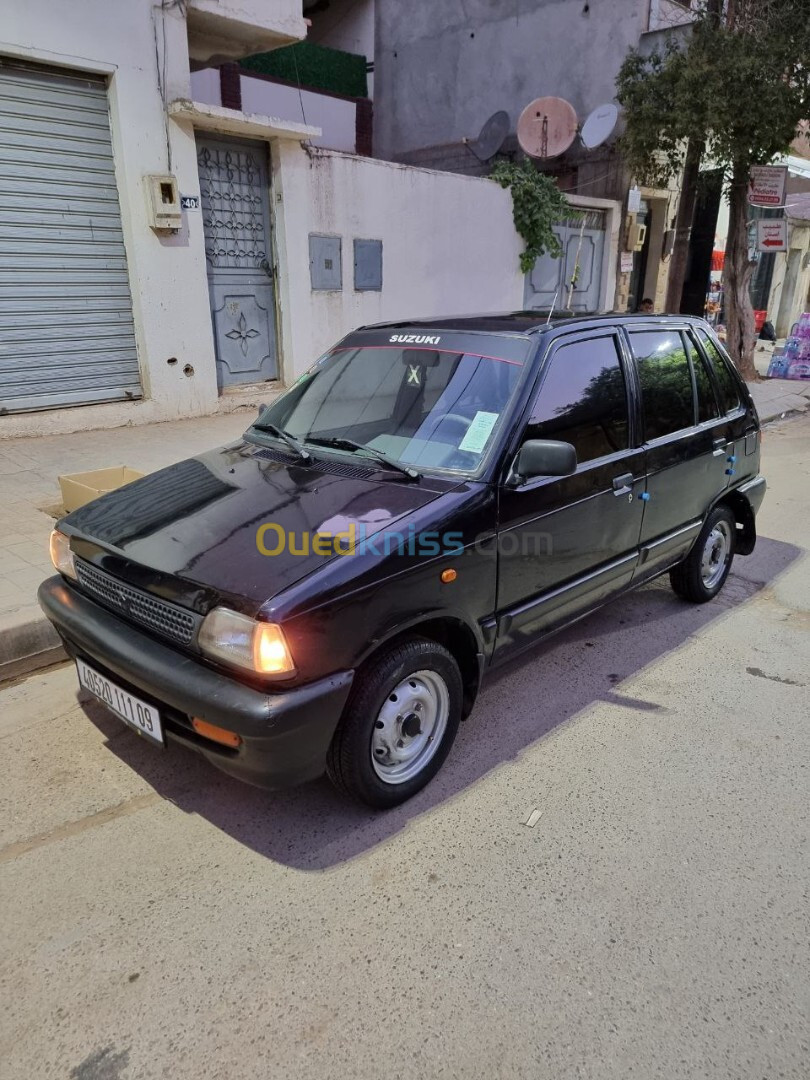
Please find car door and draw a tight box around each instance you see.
[694,327,756,485]
[626,326,722,580]
[494,330,646,662]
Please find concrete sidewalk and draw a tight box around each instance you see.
[0,383,808,680]
[0,409,254,680]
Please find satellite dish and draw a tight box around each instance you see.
[466,110,510,162]
[580,102,620,149]
[517,97,577,159]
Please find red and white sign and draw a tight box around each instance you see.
[756,218,788,252]
[748,165,787,208]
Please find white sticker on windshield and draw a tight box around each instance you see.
[458,411,499,454]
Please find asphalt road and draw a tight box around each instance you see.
[2,417,808,1080]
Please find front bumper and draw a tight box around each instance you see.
[38,576,354,789]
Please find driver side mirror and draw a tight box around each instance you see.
[511,439,577,485]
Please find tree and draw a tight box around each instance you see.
[616,0,810,380]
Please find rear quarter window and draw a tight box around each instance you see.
[697,330,741,414]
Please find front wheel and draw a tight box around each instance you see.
[326,637,463,808]
[670,505,736,604]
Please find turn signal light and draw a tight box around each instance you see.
[191,718,242,748]
[441,568,457,584]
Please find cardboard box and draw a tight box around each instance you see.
[58,466,145,513]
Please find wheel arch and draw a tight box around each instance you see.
[714,489,756,556]
[356,616,485,720]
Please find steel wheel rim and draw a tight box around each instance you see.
[701,520,732,589]
[371,669,449,785]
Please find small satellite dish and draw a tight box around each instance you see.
[580,102,620,150]
[517,97,578,159]
[466,110,510,162]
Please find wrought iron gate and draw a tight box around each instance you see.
[197,136,278,388]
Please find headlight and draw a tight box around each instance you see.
[198,607,295,676]
[49,529,77,580]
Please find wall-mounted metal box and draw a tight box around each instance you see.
[145,174,181,230]
[354,238,383,291]
[309,234,342,290]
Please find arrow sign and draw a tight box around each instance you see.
[756,218,788,253]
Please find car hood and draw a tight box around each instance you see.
[63,440,458,614]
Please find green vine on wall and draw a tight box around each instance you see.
[491,160,577,274]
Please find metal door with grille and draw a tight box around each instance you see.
[0,60,140,413]
[524,211,607,313]
[197,136,278,388]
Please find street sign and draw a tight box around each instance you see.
[756,218,788,252]
[748,165,787,208]
[180,194,200,210]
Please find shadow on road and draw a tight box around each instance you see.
[80,536,802,870]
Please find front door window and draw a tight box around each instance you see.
[526,335,630,462]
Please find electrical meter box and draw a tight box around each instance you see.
[145,174,181,230]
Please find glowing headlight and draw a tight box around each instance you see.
[49,529,77,581]
[198,607,295,676]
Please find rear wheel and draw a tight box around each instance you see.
[326,637,463,808]
[670,505,736,604]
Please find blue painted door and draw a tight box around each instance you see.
[197,136,278,388]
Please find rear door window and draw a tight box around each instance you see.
[526,334,629,463]
[696,330,741,414]
[684,331,720,423]
[629,330,695,440]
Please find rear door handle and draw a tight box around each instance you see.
[612,472,634,496]
[712,438,727,457]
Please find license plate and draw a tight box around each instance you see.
[76,658,164,746]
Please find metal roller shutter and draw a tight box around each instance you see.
[0,59,141,413]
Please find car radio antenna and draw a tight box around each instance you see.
[546,290,559,324]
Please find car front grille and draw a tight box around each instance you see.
[74,559,201,647]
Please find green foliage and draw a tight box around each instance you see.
[241,42,368,99]
[616,6,810,187]
[491,160,577,274]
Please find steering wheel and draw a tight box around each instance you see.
[432,413,473,440]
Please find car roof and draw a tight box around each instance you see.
[358,311,708,336]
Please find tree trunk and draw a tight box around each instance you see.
[723,165,758,381]
[665,138,702,313]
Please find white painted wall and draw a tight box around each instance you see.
[240,76,357,153]
[190,68,359,152]
[0,0,220,439]
[190,66,221,107]
[271,145,524,377]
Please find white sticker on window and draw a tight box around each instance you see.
[458,411,499,454]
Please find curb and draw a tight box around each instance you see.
[0,605,66,684]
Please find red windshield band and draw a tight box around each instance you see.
[330,345,525,367]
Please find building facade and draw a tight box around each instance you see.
[0,0,622,438]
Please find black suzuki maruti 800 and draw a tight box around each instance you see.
[40,313,766,808]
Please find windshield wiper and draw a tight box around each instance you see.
[305,436,420,480]
[252,421,312,463]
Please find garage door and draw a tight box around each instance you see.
[0,59,141,413]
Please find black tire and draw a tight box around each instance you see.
[670,505,736,604]
[326,637,463,808]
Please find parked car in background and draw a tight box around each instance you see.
[40,313,765,808]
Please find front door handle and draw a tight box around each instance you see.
[612,472,634,496]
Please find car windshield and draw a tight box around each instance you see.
[252,340,529,476]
